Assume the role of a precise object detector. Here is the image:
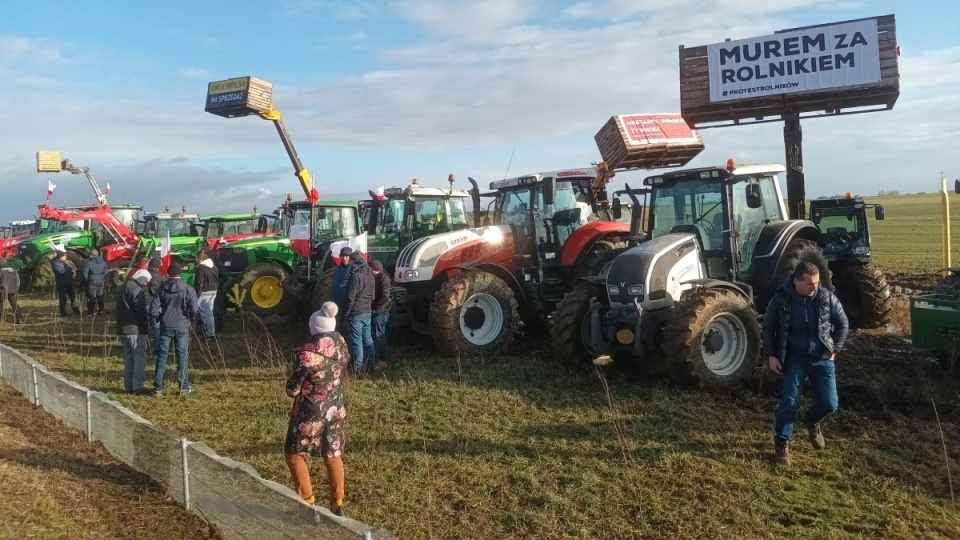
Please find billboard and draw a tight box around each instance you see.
[679,15,899,127]
[708,19,881,102]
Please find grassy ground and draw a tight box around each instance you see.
[869,192,960,274]
[0,381,220,540]
[2,192,960,539]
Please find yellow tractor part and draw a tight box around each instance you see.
[250,274,284,309]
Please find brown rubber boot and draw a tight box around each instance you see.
[807,422,825,450]
[774,438,790,465]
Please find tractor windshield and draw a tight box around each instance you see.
[150,218,196,237]
[46,219,86,233]
[112,208,140,229]
[288,206,359,239]
[650,179,724,250]
[811,206,867,254]
[214,219,257,238]
[381,196,468,235]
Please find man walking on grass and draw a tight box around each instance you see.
[149,263,198,395]
[194,250,218,342]
[51,244,79,316]
[763,262,848,465]
[83,247,108,315]
[0,258,23,324]
[343,251,375,375]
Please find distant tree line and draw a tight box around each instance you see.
[876,190,901,196]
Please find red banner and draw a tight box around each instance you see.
[618,114,699,146]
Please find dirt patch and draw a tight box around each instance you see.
[0,382,221,540]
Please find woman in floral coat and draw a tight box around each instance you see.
[284,301,351,516]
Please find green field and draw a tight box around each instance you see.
[866,192,960,275]
[2,192,960,539]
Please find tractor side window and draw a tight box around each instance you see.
[732,181,767,280]
[338,208,359,237]
[447,199,469,228]
[758,176,783,221]
[499,190,531,229]
[383,199,405,233]
[650,190,676,239]
[416,199,441,231]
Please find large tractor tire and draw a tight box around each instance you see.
[311,268,337,312]
[429,271,520,358]
[30,254,58,290]
[571,238,628,280]
[833,263,892,329]
[662,288,761,390]
[551,283,607,368]
[773,238,832,292]
[238,262,289,317]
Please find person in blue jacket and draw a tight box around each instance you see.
[329,246,353,329]
[762,261,849,465]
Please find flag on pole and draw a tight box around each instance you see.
[160,231,172,274]
[46,179,57,201]
[105,182,112,195]
[375,186,385,200]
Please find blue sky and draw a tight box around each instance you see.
[1,0,957,218]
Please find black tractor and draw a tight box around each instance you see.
[808,196,891,328]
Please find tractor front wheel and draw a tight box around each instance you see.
[551,283,607,368]
[311,268,337,313]
[238,262,289,316]
[429,271,519,358]
[30,255,57,290]
[662,288,761,390]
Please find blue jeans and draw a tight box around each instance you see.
[775,356,839,441]
[155,329,191,392]
[348,313,374,373]
[373,312,389,362]
[119,334,148,392]
[198,291,217,338]
[149,319,161,352]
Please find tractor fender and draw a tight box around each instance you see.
[560,222,630,266]
[751,220,822,285]
[680,278,754,305]
[439,262,528,305]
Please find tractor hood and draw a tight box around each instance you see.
[222,235,291,250]
[394,225,511,283]
[605,232,701,310]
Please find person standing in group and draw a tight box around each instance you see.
[344,251,375,375]
[149,264,199,395]
[284,302,351,517]
[82,247,108,315]
[0,258,23,324]
[145,256,166,351]
[369,260,392,370]
[194,250,219,342]
[329,246,353,329]
[763,261,849,465]
[116,269,152,394]
[51,245,79,316]
[209,248,229,332]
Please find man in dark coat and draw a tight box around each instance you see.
[83,247,109,315]
[344,251,375,374]
[116,269,151,394]
[763,261,849,465]
[194,250,219,341]
[149,264,199,395]
[0,258,23,324]
[51,245,79,316]
[370,260,392,370]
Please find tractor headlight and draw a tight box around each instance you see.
[607,285,621,296]
[404,270,419,279]
[852,246,869,255]
[628,284,643,296]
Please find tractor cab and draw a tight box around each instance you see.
[141,210,200,238]
[809,195,883,264]
[643,164,788,283]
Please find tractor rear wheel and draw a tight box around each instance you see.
[833,263,892,328]
[571,238,627,280]
[30,254,57,290]
[311,268,337,313]
[238,262,288,316]
[429,271,519,358]
[551,283,607,368]
[662,288,760,390]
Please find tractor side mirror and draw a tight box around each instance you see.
[611,198,622,220]
[316,207,327,220]
[875,205,885,220]
[404,200,416,217]
[745,183,762,209]
[543,177,556,206]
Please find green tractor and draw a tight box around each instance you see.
[809,196,892,328]
[200,211,276,249]
[17,204,142,290]
[217,199,360,316]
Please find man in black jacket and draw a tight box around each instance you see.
[51,245,79,316]
[83,248,108,315]
[0,258,23,324]
[116,269,152,394]
[370,260,392,370]
[150,264,199,395]
[146,256,166,350]
[344,251,375,374]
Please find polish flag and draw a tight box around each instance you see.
[104,182,112,195]
[46,179,57,201]
[159,231,172,274]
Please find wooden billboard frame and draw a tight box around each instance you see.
[679,14,899,128]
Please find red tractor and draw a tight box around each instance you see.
[392,164,633,356]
